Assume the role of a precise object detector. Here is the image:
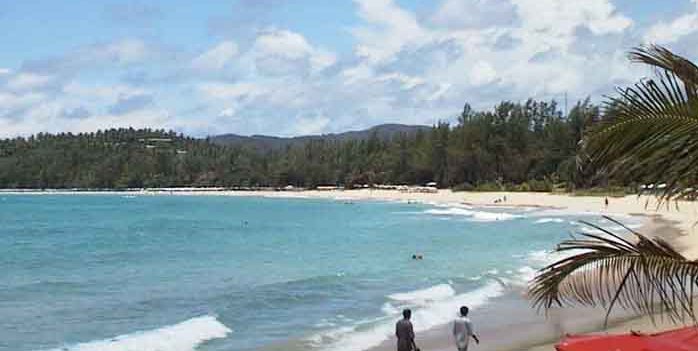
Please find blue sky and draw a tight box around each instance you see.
[0,0,697,137]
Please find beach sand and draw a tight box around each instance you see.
[6,188,698,350]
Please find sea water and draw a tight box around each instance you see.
[0,195,642,351]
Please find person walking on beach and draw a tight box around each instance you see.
[396,309,418,351]
[453,306,479,351]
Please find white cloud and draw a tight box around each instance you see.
[0,91,47,117]
[510,0,632,52]
[218,107,237,118]
[94,39,152,64]
[5,73,53,91]
[3,0,696,138]
[376,72,425,90]
[352,0,428,63]
[469,61,498,86]
[192,41,239,71]
[430,0,516,29]
[252,29,336,76]
[291,112,331,135]
[196,82,265,100]
[645,13,698,44]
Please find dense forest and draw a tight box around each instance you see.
[0,98,609,190]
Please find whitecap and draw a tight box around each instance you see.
[310,282,504,351]
[533,218,564,224]
[387,284,456,305]
[43,315,231,351]
[423,208,522,222]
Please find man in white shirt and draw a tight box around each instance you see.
[452,306,479,351]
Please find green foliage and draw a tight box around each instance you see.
[474,182,502,192]
[532,46,698,326]
[581,45,698,202]
[571,186,634,197]
[530,217,698,326]
[452,182,475,192]
[0,98,605,189]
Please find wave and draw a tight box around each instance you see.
[533,218,564,224]
[387,283,455,304]
[509,248,591,286]
[43,315,231,351]
[423,208,522,222]
[309,282,504,351]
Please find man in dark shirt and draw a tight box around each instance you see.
[396,309,418,351]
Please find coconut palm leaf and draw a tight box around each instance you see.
[529,216,698,326]
[580,45,698,202]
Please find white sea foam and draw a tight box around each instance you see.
[509,248,591,286]
[423,208,522,222]
[533,218,564,224]
[310,282,504,351]
[44,315,231,351]
[387,283,455,305]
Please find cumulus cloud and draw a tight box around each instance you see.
[22,38,162,76]
[2,0,698,138]
[60,106,91,119]
[645,13,698,44]
[352,0,429,63]
[251,29,336,76]
[5,73,54,92]
[430,0,517,29]
[192,41,239,71]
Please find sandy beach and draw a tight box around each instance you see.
[5,188,697,350]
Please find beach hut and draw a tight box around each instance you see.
[556,327,698,351]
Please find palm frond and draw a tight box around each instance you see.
[529,216,698,327]
[630,45,698,101]
[580,45,698,202]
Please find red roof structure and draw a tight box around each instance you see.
[556,327,698,351]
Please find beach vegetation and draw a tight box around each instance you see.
[530,217,698,326]
[530,45,698,325]
[0,99,606,190]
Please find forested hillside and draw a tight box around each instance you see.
[210,124,431,151]
[0,98,605,190]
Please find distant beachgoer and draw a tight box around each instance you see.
[604,197,609,208]
[412,254,417,260]
[452,306,479,351]
[503,195,507,202]
[396,309,418,351]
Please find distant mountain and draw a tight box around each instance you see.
[209,124,431,151]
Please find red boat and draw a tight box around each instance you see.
[556,327,698,351]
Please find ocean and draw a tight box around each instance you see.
[0,194,642,351]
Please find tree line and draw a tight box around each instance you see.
[0,98,610,190]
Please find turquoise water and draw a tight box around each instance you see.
[0,195,636,351]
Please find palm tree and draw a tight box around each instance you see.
[581,45,698,201]
[529,45,698,325]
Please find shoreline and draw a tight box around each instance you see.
[5,189,696,351]
[6,188,696,249]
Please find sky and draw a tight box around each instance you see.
[0,0,697,137]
